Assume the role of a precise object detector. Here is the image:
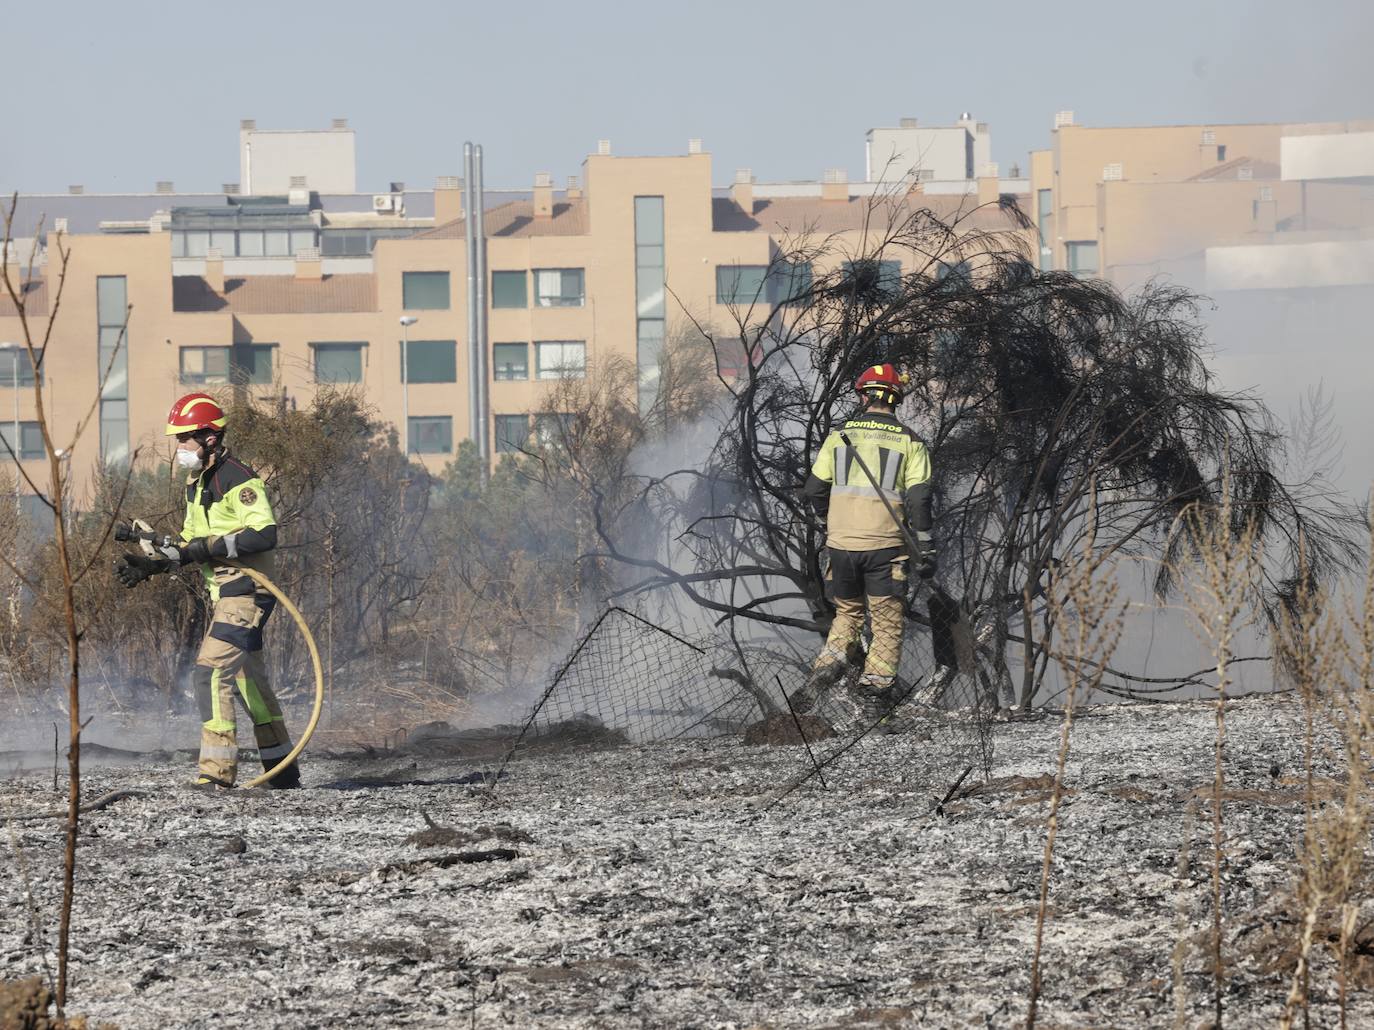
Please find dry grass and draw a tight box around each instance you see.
[1268,531,1374,1030]
[1024,508,1126,1029]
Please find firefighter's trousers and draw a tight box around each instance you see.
[812,546,908,689]
[193,593,295,784]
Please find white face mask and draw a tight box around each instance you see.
[175,447,204,472]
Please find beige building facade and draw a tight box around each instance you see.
[0,146,1031,499]
[1030,113,1374,290]
[8,111,1370,502]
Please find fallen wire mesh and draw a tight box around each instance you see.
[492,605,995,808]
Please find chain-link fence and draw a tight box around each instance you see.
[494,604,996,806]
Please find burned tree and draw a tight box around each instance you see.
[590,193,1364,707]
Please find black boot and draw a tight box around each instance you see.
[265,760,301,790]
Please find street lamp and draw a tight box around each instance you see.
[0,342,18,510]
[398,316,418,456]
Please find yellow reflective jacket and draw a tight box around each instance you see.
[180,451,278,603]
[804,412,932,551]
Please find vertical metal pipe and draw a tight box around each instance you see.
[400,321,410,455]
[463,143,478,450]
[474,145,489,470]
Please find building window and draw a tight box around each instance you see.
[1217,144,1227,162]
[401,340,457,384]
[0,421,44,461]
[322,230,370,257]
[492,270,528,308]
[634,196,666,413]
[494,414,530,454]
[768,260,812,304]
[237,231,264,257]
[714,338,760,379]
[232,343,274,385]
[184,231,210,258]
[1037,189,1053,272]
[841,259,902,294]
[313,342,365,384]
[180,346,231,385]
[715,265,768,305]
[533,268,585,307]
[1066,241,1099,278]
[263,231,290,257]
[97,275,129,465]
[534,412,574,447]
[322,227,424,257]
[290,230,316,254]
[535,341,586,380]
[402,271,450,310]
[493,343,529,381]
[0,348,42,387]
[407,416,453,455]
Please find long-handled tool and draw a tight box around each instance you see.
[117,520,324,789]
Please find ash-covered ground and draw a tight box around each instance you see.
[1,695,1364,1028]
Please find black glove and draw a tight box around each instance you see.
[177,537,212,565]
[915,536,938,580]
[114,552,169,589]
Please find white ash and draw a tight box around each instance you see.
[1,695,1362,1028]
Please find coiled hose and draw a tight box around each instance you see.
[231,563,324,789]
[0,561,324,821]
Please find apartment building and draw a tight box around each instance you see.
[1029,112,1374,290]
[0,139,1031,498]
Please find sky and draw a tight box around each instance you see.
[4,0,1371,194]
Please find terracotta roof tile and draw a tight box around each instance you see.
[173,274,377,314]
[712,193,1032,234]
[0,279,48,317]
[417,198,589,240]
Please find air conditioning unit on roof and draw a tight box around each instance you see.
[372,194,395,212]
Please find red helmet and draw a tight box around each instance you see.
[855,363,904,403]
[165,392,227,436]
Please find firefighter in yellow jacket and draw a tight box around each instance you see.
[793,364,936,714]
[115,392,300,789]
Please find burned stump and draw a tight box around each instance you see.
[743,713,835,747]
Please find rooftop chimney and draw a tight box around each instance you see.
[731,168,754,214]
[822,168,848,202]
[240,119,257,131]
[434,176,464,225]
[1053,110,1075,129]
[596,139,612,156]
[331,118,348,129]
[204,248,225,293]
[899,117,918,129]
[533,172,554,218]
[688,138,703,155]
[68,185,83,195]
[156,181,174,194]
[294,246,323,281]
[566,175,583,200]
[223,183,241,195]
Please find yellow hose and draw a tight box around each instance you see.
[228,564,325,789]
